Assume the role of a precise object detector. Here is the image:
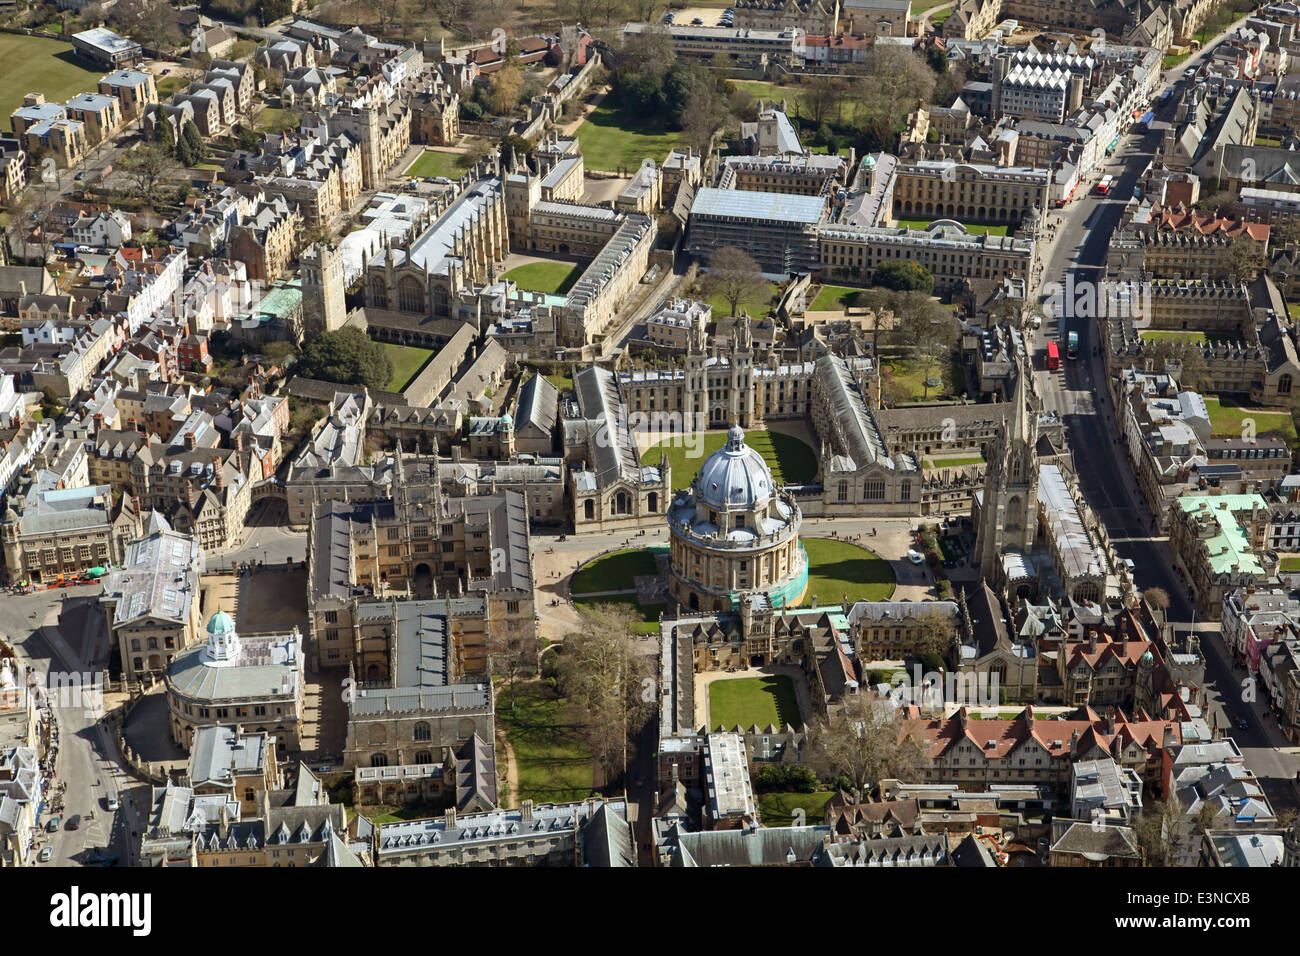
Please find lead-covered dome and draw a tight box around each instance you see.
[694,426,774,512]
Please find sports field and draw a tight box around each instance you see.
[0,34,102,126]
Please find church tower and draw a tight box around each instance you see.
[975,360,1039,582]
[300,242,346,337]
[729,313,755,427]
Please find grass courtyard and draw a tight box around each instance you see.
[758,791,835,827]
[1139,330,1241,346]
[501,261,584,296]
[571,548,659,595]
[1204,397,1297,444]
[254,106,300,134]
[405,149,464,179]
[708,674,801,730]
[883,356,965,402]
[381,343,434,392]
[644,429,818,490]
[1281,556,1300,573]
[801,538,897,606]
[0,34,102,125]
[810,284,867,311]
[696,279,782,319]
[498,680,596,805]
[897,218,1011,236]
[573,103,686,172]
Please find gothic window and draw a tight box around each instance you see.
[864,479,886,501]
[413,721,431,741]
[397,276,424,313]
[368,277,388,308]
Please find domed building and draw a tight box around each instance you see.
[166,608,304,754]
[667,426,806,614]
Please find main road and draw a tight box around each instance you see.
[1028,28,1300,810]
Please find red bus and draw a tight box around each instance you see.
[1046,341,1061,370]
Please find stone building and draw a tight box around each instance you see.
[1,483,141,585]
[1169,494,1272,615]
[667,426,808,614]
[165,610,306,754]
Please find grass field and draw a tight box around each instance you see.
[645,429,818,490]
[1139,330,1241,346]
[498,680,595,805]
[571,548,659,594]
[695,279,781,319]
[0,34,103,126]
[883,356,963,401]
[382,343,434,392]
[502,261,584,296]
[1205,397,1297,443]
[255,106,300,133]
[801,538,897,605]
[405,149,464,179]
[926,455,986,469]
[156,73,191,99]
[810,284,866,311]
[708,675,801,730]
[1281,556,1300,572]
[930,8,954,26]
[573,103,686,172]
[758,791,834,827]
[897,218,1011,236]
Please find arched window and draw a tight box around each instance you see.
[412,721,431,741]
[368,277,388,308]
[397,276,424,313]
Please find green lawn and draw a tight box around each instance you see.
[498,680,596,805]
[1255,135,1284,148]
[571,594,664,634]
[547,373,573,392]
[501,261,584,296]
[1204,397,1297,443]
[929,6,954,24]
[156,73,190,99]
[571,548,659,594]
[1281,556,1300,572]
[883,356,963,401]
[708,675,801,730]
[758,791,834,827]
[897,218,1010,236]
[801,538,897,605]
[810,284,866,311]
[573,103,686,172]
[405,149,464,179]
[645,429,818,491]
[913,0,952,10]
[382,343,434,392]
[1139,330,1241,346]
[255,106,299,133]
[926,454,986,469]
[0,34,103,126]
[695,279,781,319]
[730,80,821,122]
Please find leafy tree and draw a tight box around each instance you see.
[808,695,927,797]
[705,246,767,317]
[753,764,821,793]
[489,64,523,115]
[298,327,393,390]
[875,259,935,293]
[460,100,484,121]
[558,605,655,786]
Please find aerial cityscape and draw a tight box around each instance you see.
[0,0,1298,890]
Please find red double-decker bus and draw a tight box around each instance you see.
[1046,341,1061,370]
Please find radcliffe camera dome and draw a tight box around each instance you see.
[693,426,774,512]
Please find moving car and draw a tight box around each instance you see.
[1239,716,1249,731]
[906,549,925,565]
[105,795,120,812]
[65,815,80,831]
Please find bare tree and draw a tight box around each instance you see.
[809,695,927,796]
[853,45,935,147]
[705,246,766,318]
[681,81,729,158]
[1142,587,1171,610]
[120,143,177,203]
[559,605,655,787]
[1133,799,1196,866]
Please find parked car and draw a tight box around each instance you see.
[433,176,452,185]
[692,17,703,23]
[1239,716,1249,731]
[906,549,925,565]
[65,815,80,831]
[38,845,54,862]
[105,795,120,812]
[46,816,61,832]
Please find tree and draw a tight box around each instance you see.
[120,143,177,202]
[805,76,839,128]
[914,610,956,666]
[489,64,523,115]
[1218,234,1264,281]
[680,81,728,156]
[1142,586,1170,609]
[181,120,207,164]
[808,695,927,797]
[298,327,393,389]
[875,259,934,293]
[1133,799,1196,866]
[704,246,766,317]
[852,45,935,149]
[155,115,175,150]
[558,605,655,786]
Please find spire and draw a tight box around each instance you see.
[1009,357,1032,449]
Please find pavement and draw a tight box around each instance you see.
[1028,21,1300,812]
